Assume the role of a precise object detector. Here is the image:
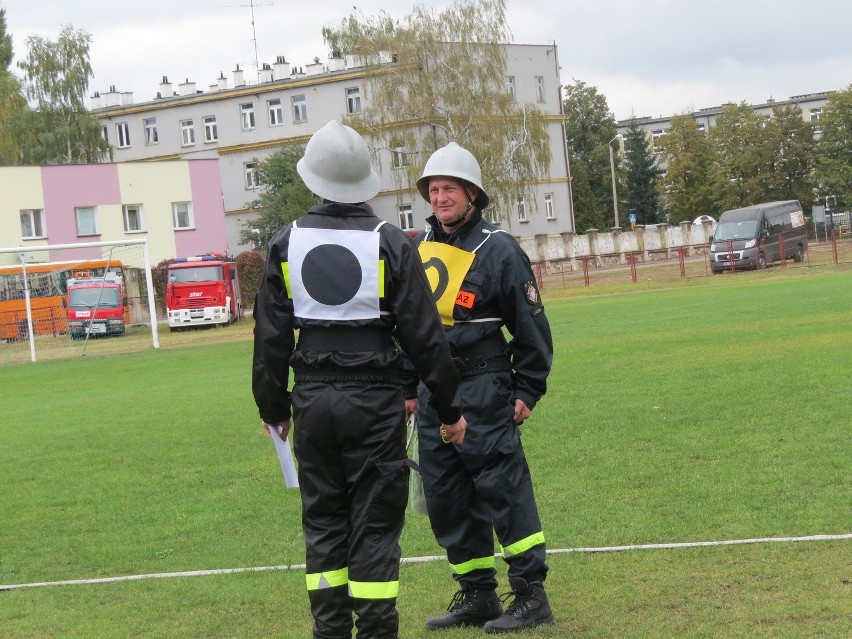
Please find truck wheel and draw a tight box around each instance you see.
[793,245,804,262]
[757,253,767,269]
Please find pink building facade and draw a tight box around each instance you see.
[0,159,226,265]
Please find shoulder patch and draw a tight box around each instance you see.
[523,280,540,305]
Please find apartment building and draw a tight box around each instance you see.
[617,91,833,159]
[92,44,574,256]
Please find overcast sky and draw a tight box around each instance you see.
[3,0,850,121]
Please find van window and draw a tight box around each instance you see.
[768,214,784,235]
[713,220,758,241]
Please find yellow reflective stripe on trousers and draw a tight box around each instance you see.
[450,555,495,575]
[305,567,349,591]
[348,579,399,599]
[500,531,546,558]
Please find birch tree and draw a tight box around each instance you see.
[16,24,111,164]
[323,0,551,223]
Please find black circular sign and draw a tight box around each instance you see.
[302,244,362,306]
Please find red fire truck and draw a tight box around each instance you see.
[65,274,129,338]
[165,254,242,331]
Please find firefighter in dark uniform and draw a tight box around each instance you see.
[405,142,554,634]
[252,121,467,639]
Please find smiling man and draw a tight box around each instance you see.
[404,142,555,634]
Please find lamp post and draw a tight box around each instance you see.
[609,134,623,228]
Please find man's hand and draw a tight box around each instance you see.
[404,398,418,422]
[439,415,467,445]
[263,420,292,440]
[513,399,531,425]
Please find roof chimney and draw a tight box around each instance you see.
[233,64,245,87]
[217,71,228,90]
[259,62,273,83]
[159,76,173,97]
[103,85,122,107]
[273,56,291,80]
[327,50,345,72]
[178,78,197,96]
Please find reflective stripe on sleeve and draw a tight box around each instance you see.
[305,567,349,591]
[281,262,292,298]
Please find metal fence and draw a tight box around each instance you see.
[533,231,852,291]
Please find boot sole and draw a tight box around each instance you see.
[483,614,555,634]
[426,617,501,631]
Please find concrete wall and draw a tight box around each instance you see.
[519,220,717,266]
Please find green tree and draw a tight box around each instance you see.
[656,114,716,223]
[0,6,27,165]
[239,144,317,251]
[708,103,768,211]
[562,79,618,230]
[322,0,552,225]
[16,24,111,164]
[235,250,265,304]
[622,118,660,225]
[815,85,852,212]
[763,103,817,210]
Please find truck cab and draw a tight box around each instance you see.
[66,275,128,338]
[165,255,242,331]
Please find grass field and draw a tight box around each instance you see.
[1,269,850,638]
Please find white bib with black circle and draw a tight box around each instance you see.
[286,227,381,320]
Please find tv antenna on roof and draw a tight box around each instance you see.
[221,0,273,83]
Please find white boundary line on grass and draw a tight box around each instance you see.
[2,533,849,591]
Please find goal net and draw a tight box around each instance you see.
[0,239,160,365]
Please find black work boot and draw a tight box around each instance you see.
[483,578,554,633]
[425,582,502,630]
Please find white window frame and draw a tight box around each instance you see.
[810,108,823,135]
[346,87,362,114]
[505,76,515,99]
[517,197,527,223]
[244,162,260,189]
[172,202,194,230]
[398,204,413,231]
[203,116,218,143]
[240,102,256,130]
[101,125,109,143]
[268,98,283,126]
[144,118,158,145]
[122,204,145,233]
[535,76,544,102]
[180,119,195,146]
[116,122,131,148]
[20,209,46,239]
[544,193,555,220]
[391,147,409,169]
[292,94,307,122]
[75,206,98,236]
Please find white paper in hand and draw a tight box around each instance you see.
[268,425,299,488]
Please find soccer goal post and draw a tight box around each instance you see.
[0,239,160,364]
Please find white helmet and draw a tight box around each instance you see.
[416,142,489,209]
[297,121,381,204]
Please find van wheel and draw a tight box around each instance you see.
[757,253,767,269]
[793,245,804,262]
